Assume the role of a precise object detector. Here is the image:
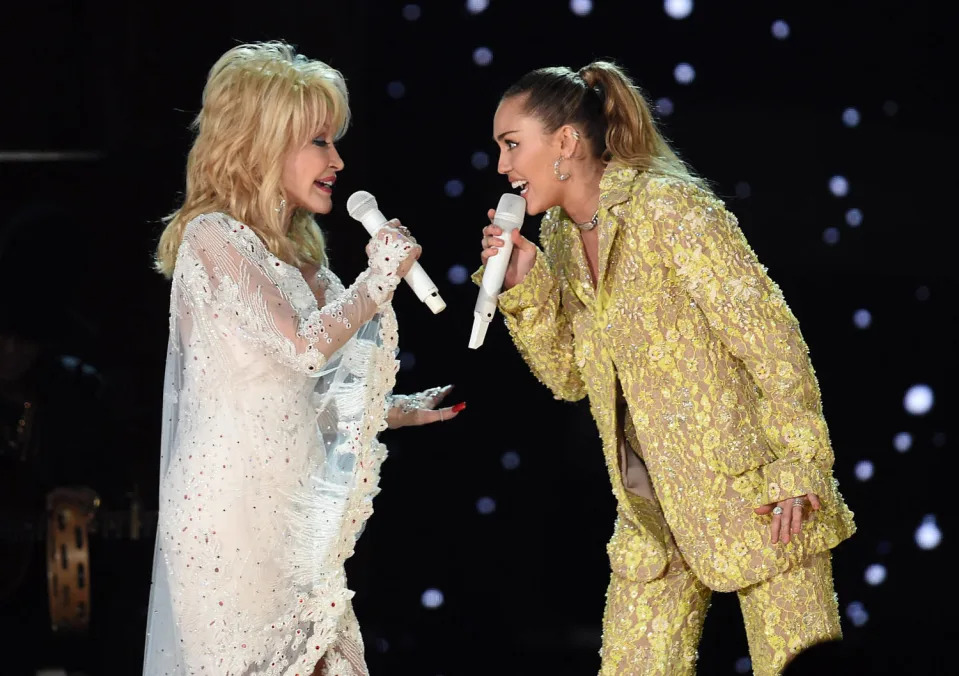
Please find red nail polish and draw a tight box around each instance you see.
[451,402,466,413]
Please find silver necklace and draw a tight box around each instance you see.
[575,209,599,231]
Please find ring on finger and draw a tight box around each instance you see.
[793,497,805,507]
[772,505,784,515]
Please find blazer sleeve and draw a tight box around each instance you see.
[649,181,836,504]
[472,210,586,402]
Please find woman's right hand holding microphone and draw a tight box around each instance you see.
[365,219,421,305]
[480,208,537,291]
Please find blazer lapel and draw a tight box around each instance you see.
[560,217,595,306]
[595,207,621,297]
[595,163,640,301]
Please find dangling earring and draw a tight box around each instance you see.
[555,129,580,181]
[275,198,287,213]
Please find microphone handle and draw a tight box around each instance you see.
[402,261,436,303]
[358,210,446,313]
[474,224,516,321]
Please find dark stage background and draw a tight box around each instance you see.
[1,1,956,674]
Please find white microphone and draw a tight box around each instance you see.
[346,190,446,314]
[468,193,527,349]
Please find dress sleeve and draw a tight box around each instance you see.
[650,182,835,504]
[178,214,406,376]
[472,211,586,402]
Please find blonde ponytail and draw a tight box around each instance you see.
[503,61,701,184]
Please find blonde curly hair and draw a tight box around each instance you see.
[156,41,350,277]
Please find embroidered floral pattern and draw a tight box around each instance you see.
[480,166,855,673]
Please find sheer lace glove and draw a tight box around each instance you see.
[386,384,465,429]
[364,220,421,306]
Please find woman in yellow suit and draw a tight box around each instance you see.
[478,62,856,675]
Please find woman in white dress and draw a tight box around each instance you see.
[143,42,462,676]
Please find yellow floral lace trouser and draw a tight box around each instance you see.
[600,495,842,676]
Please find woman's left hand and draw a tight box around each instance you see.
[754,493,821,545]
[387,384,465,429]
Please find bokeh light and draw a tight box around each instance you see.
[655,97,674,116]
[843,107,861,127]
[466,0,488,14]
[853,309,872,329]
[501,451,521,470]
[674,62,696,85]
[846,208,863,227]
[865,564,887,586]
[472,46,493,67]
[829,175,850,197]
[421,588,445,609]
[570,0,593,16]
[445,179,465,198]
[904,384,934,416]
[476,496,496,515]
[664,0,693,20]
[447,264,469,285]
[893,432,913,453]
[854,460,874,481]
[915,516,942,550]
[846,601,869,627]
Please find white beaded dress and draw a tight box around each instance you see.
[144,212,406,676]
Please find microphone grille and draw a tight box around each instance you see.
[347,190,378,219]
[495,193,527,224]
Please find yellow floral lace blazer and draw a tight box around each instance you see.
[487,164,855,592]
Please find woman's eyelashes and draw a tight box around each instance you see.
[505,140,518,150]
[312,138,329,148]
